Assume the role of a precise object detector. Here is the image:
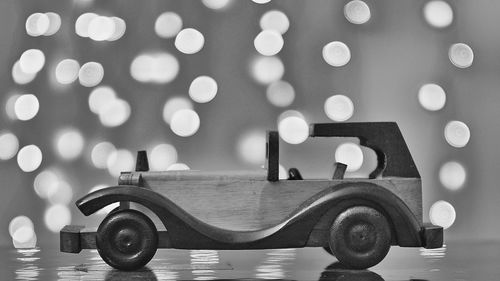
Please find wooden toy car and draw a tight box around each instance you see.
[60,122,443,271]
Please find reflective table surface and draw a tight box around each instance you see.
[2,241,499,280]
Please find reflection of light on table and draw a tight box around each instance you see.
[255,248,296,279]
[190,249,219,280]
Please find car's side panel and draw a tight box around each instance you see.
[129,171,422,231]
[76,183,423,250]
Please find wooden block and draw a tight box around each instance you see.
[287,168,303,180]
[332,162,347,179]
[422,223,444,249]
[60,225,84,253]
[266,131,279,181]
[135,150,149,172]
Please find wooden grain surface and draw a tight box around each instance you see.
[136,174,422,231]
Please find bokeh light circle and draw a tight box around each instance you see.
[202,0,232,10]
[107,149,135,177]
[79,62,104,87]
[266,80,295,107]
[449,43,473,68]
[252,0,271,4]
[439,161,466,191]
[19,49,45,74]
[88,16,116,41]
[98,99,131,127]
[151,53,179,83]
[322,41,351,67]
[344,0,371,24]
[278,109,305,122]
[155,12,183,39]
[130,54,154,83]
[260,10,289,34]
[335,142,364,172]
[47,180,73,205]
[150,143,178,171]
[44,12,62,36]
[418,83,446,111]
[170,109,200,137]
[108,17,126,41]
[324,95,354,122]
[167,163,190,171]
[0,132,19,160]
[251,56,284,84]
[278,164,287,180]
[254,30,284,56]
[175,28,205,54]
[189,76,218,103]
[429,200,456,229]
[5,94,21,120]
[17,145,43,172]
[14,94,39,121]
[12,61,36,85]
[423,0,453,28]
[44,204,71,233]
[25,13,50,36]
[163,97,194,124]
[9,216,34,238]
[88,86,117,114]
[91,142,116,169]
[55,129,85,160]
[75,13,98,37]
[237,130,266,165]
[55,59,80,85]
[130,53,179,84]
[33,169,59,199]
[278,116,309,144]
[12,226,36,248]
[444,120,470,148]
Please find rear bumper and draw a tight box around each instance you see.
[421,223,444,249]
[60,225,92,253]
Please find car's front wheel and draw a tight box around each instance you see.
[328,206,391,269]
[96,209,158,271]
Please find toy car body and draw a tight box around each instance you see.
[61,122,443,270]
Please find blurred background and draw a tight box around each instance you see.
[1,0,498,249]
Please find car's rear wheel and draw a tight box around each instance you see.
[96,209,158,271]
[328,206,391,269]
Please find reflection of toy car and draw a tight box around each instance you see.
[61,122,443,271]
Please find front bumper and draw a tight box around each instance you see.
[421,223,444,249]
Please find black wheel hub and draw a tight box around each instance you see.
[114,228,141,254]
[346,222,376,253]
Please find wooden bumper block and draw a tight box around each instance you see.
[421,223,443,249]
[60,225,85,253]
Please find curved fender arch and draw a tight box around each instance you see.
[305,182,423,247]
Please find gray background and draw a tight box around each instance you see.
[0,0,498,246]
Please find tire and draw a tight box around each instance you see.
[96,209,158,271]
[328,206,391,269]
